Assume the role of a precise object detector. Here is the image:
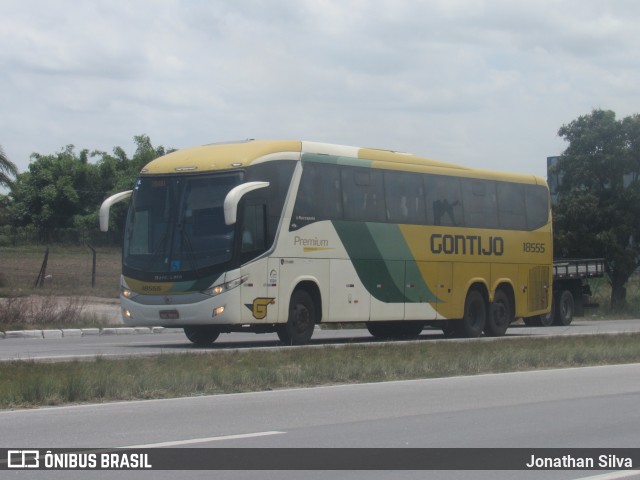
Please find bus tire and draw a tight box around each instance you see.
[184,326,220,346]
[554,290,574,326]
[457,289,486,338]
[441,321,458,337]
[277,289,316,345]
[367,322,393,339]
[538,311,554,327]
[485,289,511,337]
[367,321,424,339]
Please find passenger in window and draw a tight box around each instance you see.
[433,198,459,226]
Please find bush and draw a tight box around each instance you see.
[0,296,87,330]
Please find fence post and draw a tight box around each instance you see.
[34,247,49,288]
[88,244,97,288]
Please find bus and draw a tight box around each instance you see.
[99,140,552,345]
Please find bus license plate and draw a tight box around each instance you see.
[160,310,179,320]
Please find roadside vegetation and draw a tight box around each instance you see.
[0,295,117,331]
[1,333,639,409]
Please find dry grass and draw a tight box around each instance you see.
[0,246,121,298]
[0,295,117,330]
[1,333,640,409]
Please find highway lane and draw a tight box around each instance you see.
[1,318,640,362]
[1,364,640,480]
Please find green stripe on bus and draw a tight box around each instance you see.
[367,223,439,303]
[332,221,439,304]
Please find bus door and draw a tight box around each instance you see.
[238,201,279,324]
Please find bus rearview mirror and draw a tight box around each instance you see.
[99,190,133,232]
[224,181,270,225]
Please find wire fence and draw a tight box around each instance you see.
[0,245,121,298]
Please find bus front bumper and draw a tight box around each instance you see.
[119,290,241,327]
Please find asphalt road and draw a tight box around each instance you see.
[1,364,640,480]
[1,318,640,362]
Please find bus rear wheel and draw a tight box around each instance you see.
[484,289,512,337]
[457,289,487,338]
[277,289,316,345]
[184,326,220,346]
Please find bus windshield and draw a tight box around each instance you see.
[123,172,243,275]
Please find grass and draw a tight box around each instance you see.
[0,295,118,331]
[1,333,639,409]
[0,245,121,298]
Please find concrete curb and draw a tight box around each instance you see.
[0,327,181,339]
[42,329,63,339]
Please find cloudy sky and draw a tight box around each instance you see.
[1,0,639,179]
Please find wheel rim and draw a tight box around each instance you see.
[492,301,508,327]
[292,303,312,335]
[561,298,572,320]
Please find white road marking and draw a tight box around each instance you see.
[122,431,286,448]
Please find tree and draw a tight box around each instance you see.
[552,109,640,309]
[0,145,19,189]
[7,135,170,242]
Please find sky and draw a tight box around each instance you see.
[1,0,640,180]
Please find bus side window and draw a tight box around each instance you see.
[497,182,527,230]
[426,175,463,227]
[461,179,498,229]
[525,185,550,230]
[291,162,342,230]
[241,203,266,254]
[342,167,386,223]
[384,171,426,224]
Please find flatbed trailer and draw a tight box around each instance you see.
[526,258,605,326]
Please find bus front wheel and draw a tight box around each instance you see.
[278,289,316,345]
[184,326,220,346]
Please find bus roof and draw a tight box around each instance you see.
[140,139,546,186]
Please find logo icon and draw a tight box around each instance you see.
[245,298,275,319]
[8,450,40,469]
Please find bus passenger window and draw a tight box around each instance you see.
[525,185,550,230]
[291,162,342,230]
[425,175,463,226]
[461,179,498,229]
[341,167,386,223]
[384,171,426,224]
[497,182,526,230]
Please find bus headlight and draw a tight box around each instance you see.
[120,277,138,299]
[122,287,138,299]
[204,275,248,297]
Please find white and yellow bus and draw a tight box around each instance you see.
[100,140,552,345]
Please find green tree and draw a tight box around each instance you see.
[552,109,640,309]
[8,135,170,243]
[0,145,19,188]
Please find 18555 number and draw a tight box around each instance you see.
[523,242,546,253]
